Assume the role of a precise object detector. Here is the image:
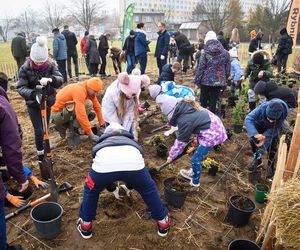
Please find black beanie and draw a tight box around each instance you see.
[254,80,267,95]
[253,53,264,65]
[280,28,287,35]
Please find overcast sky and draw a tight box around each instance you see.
[1,0,119,17]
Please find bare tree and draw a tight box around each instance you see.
[192,0,232,32]
[0,17,17,42]
[43,0,65,29]
[71,0,105,31]
[17,9,37,40]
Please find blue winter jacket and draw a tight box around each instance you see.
[244,98,288,153]
[158,64,174,83]
[134,31,149,56]
[230,58,243,81]
[161,81,195,100]
[53,33,67,60]
[154,30,170,58]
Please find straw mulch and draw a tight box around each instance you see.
[268,178,300,249]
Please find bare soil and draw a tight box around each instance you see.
[4,72,281,249]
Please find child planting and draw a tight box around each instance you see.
[157,62,181,84]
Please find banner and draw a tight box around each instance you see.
[287,0,300,46]
[122,3,135,46]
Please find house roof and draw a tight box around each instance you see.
[179,22,201,30]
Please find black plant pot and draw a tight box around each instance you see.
[233,124,243,133]
[208,165,219,176]
[228,239,261,250]
[226,195,256,227]
[164,177,187,208]
[156,143,168,158]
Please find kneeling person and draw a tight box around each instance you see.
[77,123,170,238]
[51,77,105,142]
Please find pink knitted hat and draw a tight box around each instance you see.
[118,72,141,97]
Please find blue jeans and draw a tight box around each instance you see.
[191,145,212,185]
[126,54,135,74]
[0,200,6,250]
[136,53,147,74]
[79,168,168,222]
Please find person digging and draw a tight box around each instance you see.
[244,98,289,178]
[51,77,105,144]
[77,123,170,239]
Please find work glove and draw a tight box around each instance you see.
[164,126,178,137]
[252,134,266,148]
[160,55,165,60]
[30,175,49,189]
[167,157,173,163]
[112,187,123,200]
[88,134,100,143]
[6,193,26,207]
[258,70,265,78]
[19,180,29,193]
[120,184,131,197]
[39,77,52,86]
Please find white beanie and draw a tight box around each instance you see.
[131,68,141,75]
[104,123,125,134]
[229,48,238,58]
[30,36,48,63]
[204,31,217,44]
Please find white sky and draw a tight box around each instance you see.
[1,0,120,17]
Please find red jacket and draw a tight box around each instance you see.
[80,36,88,54]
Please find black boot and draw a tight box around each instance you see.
[249,102,256,111]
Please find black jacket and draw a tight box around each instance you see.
[86,37,100,64]
[158,64,174,83]
[217,35,229,51]
[276,33,293,55]
[173,32,191,51]
[123,36,135,56]
[155,30,170,58]
[169,102,211,142]
[17,59,63,107]
[61,30,78,56]
[248,38,262,53]
[254,81,297,108]
[98,35,109,55]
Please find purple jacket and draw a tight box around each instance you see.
[0,88,26,202]
[194,40,230,87]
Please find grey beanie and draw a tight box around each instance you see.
[30,36,48,63]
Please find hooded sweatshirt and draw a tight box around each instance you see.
[0,87,26,202]
[53,33,67,60]
[194,39,230,87]
[51,81,105,135]
[168,101,227,159]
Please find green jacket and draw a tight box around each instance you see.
[11,35,27,58]
[244,59,273,89]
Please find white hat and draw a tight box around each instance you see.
[229,48,238,58]
[30,36,48,63]
[131,68,141,75]
[204,31,217,44]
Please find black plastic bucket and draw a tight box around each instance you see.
[156,144,168,158]
[228,239,261,250]
[226,195,256,227]
[31,202,63,239]
[164,177,187,208]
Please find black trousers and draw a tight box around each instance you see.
[200,85,221,114]
[57,60,67,83]
[277,53,289,73]
[15,57,26,71]
[99,53,107,75]
[156,57,167,75]
[90,63,99,76]
[67,54,79,78]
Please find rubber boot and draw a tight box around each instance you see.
[249,102,256,111]
[39,161,51,180]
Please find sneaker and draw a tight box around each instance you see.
[157,214,171,237]
[76,218,92,239]
[190,180,200,187]
[248,158,263,172]
[180,169,193,181]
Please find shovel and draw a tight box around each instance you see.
[67,116,81,147]
[149,139,194,176]
[5,182,73,220]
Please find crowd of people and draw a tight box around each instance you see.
[1,23,297,248]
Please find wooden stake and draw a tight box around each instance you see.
[292,151,300,178]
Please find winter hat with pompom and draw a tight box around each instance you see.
[30,36,48,63]
[148,84,162,99]
[118,72,142,98]
[141,74,150,88]
[131,68,141,75]
[204,31,217,44]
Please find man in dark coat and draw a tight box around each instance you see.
[173,32,192,73]
[248,31,263,54]
[11,32,27,71]
[217,31,229,51]
[86,35,100,76]
[254,80,297,108]
[154,22,170,75]
[276,28,293,73]
[123,30,136,74]
[98,33,111,78]
[135,23,150,74]
[62,25,79,81]
[0,87,28,250]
